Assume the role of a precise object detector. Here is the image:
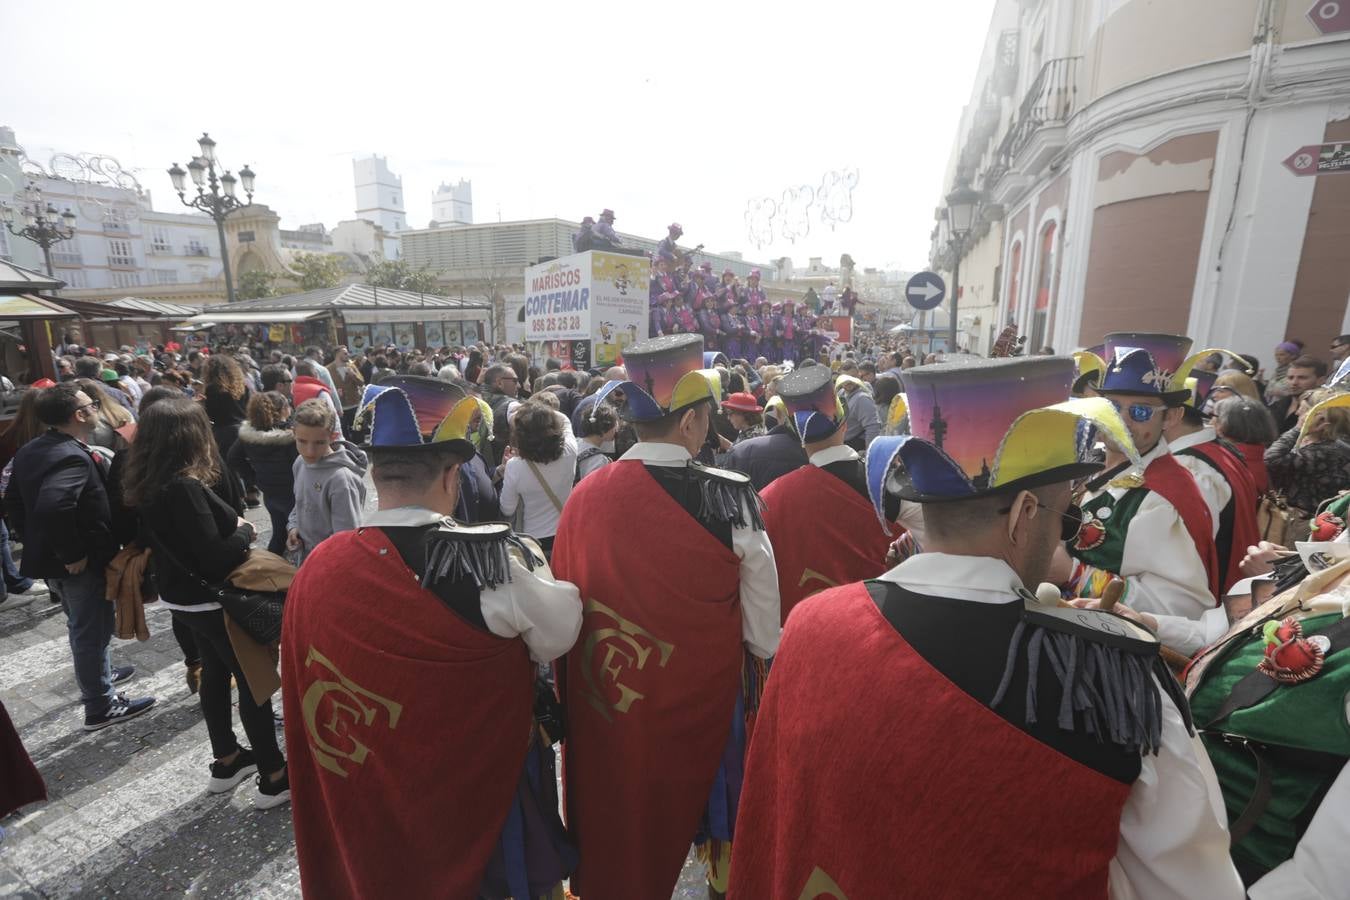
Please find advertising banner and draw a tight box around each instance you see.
[524,250,650,369]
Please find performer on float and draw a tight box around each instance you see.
[657,222,684,264]
[572,216,596,253]
[729,355,1243,900]
[717,270,744,360]
[673,289,698,336]
[1164,353,1261,595]
[1065,332,1221,621]
[282,376,583,898]
[650,258,682,338]
[792,302,815,363]
[759,366,898,623]
[697,291,725,353]
[743,296,764,363]
[593,208,621,249]
[808,312,832,363]
[778,299,798,363]
[839,284,860,318]
[553,334,779,900]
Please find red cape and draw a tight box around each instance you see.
[1234,441,1270,496]
[760,464,896,623]
[553,461,744,900]
[0,700,44,818]
[1187,440,1261,594]
[281,528,533,899]
[1145,453,1221,600]
[729,583,1128,899]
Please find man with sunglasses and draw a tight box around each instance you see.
[1066,333,1220,621]
[730,356,1242,899]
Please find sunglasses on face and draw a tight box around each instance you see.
[998,500,1084,542]
[1108,399,1162,423]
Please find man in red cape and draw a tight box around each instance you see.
[282,378,582,898]
[553,334,779,900]
[729,356,1243,899]
[1167,366,1261,595]
[760,365,896,623]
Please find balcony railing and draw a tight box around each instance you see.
[148,243,173,255]
[996,56,1080,170]
[185,245,210,257]
[50,250,84,267]
[108,254,136,268]
[102,220,130,234]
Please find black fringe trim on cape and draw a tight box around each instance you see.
[421,529,538,592]
[693,470,767,531]
[989,617,1194,756]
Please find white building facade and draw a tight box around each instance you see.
[934,1,1350,368]
[431,179,473,226]
[353,155,405,260]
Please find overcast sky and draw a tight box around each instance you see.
[4,0,994,273]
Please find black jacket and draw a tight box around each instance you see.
[722,422,808,491]
[139,476,252,608]
[4,430,116,578]
[228,423,300,501]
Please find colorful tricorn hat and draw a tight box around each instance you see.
[704,351,730,369]
[1072,348,1107,396]
[865,357,1139,504]
[1098,332,1193,404]
[353,375,476,459]
[593,334,721,422]
[1165,348,1250,407]
[1298,391,1350,444]
[777,365,845,444]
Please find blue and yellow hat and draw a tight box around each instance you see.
[593,334,721,422]
[354,375,477,459]
[776,365,845,444]
[865,357,1138,504]
[1098,332,1193,404]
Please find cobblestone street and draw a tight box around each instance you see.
[0,495,709,898]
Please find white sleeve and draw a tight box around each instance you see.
[1117,492,1215,621]
[731,498,781,659]
[1249,761,1350,900]
[498,459,521,517]
[1174,455,1231,538]
[480,556,584,664]
[1152,606,1230,657]
[1109,686,1245,899]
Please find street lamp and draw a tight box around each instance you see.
[944,181,981,352]
[167,132,254,302]
[1,188,78,277]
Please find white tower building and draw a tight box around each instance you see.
[353,155,405,259]
[431,179,473,226]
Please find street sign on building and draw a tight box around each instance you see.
[1308,0,1350,34]
[1283,143,1350,176]
[905,271,946,311]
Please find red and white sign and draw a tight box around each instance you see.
[817,315,852,345]
[1284,142,1350,176]
[1308,0,1350,34]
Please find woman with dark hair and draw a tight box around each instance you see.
[497,401,577,556]
[228,391,298,555]
[1265,387,1350,512]
[1212,396,1278,496]
[463,348,484,384]
[123,398,288,809]
[203,354,254,507]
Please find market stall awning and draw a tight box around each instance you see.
[0,294,78,319]
[0,261,63,295]
[178,310,327,327]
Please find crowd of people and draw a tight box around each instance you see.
[1,321,1349,900]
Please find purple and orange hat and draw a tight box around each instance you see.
[593,334,720,422]
[777,365,844,444]
[1098,332,1193,404]
[353,375,476,459]
[864,356,1138,505]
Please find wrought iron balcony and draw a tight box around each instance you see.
[50,250,84,267]
[985,57,1080,203]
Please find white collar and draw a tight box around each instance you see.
[620,442,692,466]
[363,506,452,528]
[809,444,858,468]
[876,552,1025,605]
[1167,427,1215,453]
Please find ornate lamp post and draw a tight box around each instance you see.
[168,133,255,302]
[943,181,982,352]
[0,189,78,277]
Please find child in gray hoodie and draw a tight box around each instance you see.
[286,398,368,564]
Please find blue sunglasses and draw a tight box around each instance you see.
[1108,399,1162,423]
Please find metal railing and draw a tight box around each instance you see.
[50,250,84,267]
[185,245,210,257]
[107,254,136,268]
[102,220,130,234]
[996,56,1080,169]
[148,243,173,255]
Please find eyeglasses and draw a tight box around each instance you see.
[1107,398,1163,423]
[998,499,1084,542]
[75,401,98,414]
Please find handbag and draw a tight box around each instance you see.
[1256,491,1311,547]
[143,522,291,645]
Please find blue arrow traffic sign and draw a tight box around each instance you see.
[905,271,946,311]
